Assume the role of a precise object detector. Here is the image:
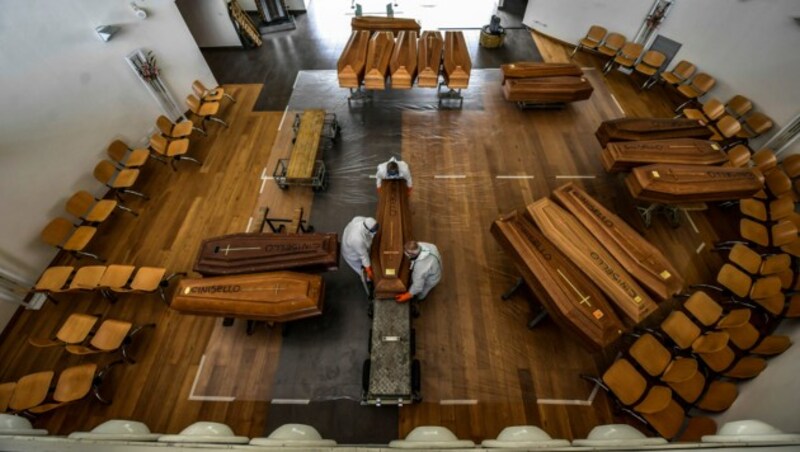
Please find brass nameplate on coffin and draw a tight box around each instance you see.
[385,269,396,276]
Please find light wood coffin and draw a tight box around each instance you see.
[500,62,584,83]
[364,31,395,90]
[417,31,443,88]
[338,30,371,88]
[502,77,593,103]
[528,199,658,324]
[171,272,324,323]
[390,31,418,89]
[552,183,684,301]
[596,118,712,147]
[491,210,624,350]
[602,139,727,173]
[286,109,325,180]
[193,232,340,276]
[443,31,471,89]
[371,179,412,299]
[626,164,764,203]
[351,16,421,34]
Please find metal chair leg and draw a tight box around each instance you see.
[223,93,236,103]
[114,202,139,217]
[569,45,580,58]
[72,250,106,263]
[192,126,208,137]
[121,323,155,363]
[119,189,149,200]
[177,156,203,167]
[675,99,694,112]
[158,272,186,303]
[209,116,229,128]
[93,360,124,404]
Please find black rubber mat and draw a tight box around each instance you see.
[265,400,398,444]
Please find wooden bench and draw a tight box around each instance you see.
[442,31,471,90]
[351,16,421,34]
[417,31,443,88]
[364,32,395,90]
[338,31,371,88]
[370,179,413,299]
[390,31,418,89]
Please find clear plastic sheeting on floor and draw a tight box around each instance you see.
[268,69,625,405]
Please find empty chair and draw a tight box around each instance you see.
[596,32,626,58]
[603,42,643,74]
[675,72,716,111]
[69,419,161,441]
[93,160,149,202]
[739,198,768,222]
[716,263,782,300]
[192,80,236,103]
[0,414,48,436]
[736,112,774,142]
[7,371,54,412]
[752,148,778,173]
[66,319,153,363]
[32,266,75,303]
[105,267,184,303]
[186,95,228,133]
[660,60,696,86]
[719,320,791,356]
[683,291,751,330]
[703,420,800,444]
[107,140,149,169]
[67,265,106,293]
[481,425,570,448]
[158,422,249,444]
[679,98,725,124]
[782,154,800,179]
[572,424,668,446]
[765,169,792,197]
[635,50,666,88]
[149,133,201,171]
[28,313,98,348]
[570,25,607,57]
[156,115,194,139]
[727,243,791,275]
[725,95,753,119]
[250,424,337,447]
[67,190,136,221]
[740,218,797,248]
[98,264,135,299]
[389,426,475,449]
[709,115,742,145]
[28,363,108,413]
[40,218,103,262]
[724,145,751,168]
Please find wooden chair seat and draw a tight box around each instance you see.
[577,25,607,51]
[661,358,699,383]
[678,73,716,101]
[771,220,798,247]
[723,322,760,350]
[635,385,672,414]
[726,95,753,118]
[750,275,782,299]
[696,346,735,374]
[130,267,167,292]
[0,382,15,412]
[781,239,800,257]
[737,112,773,140]
[725,145,751,168]
[69,266,107,290]
[108,140,149,168]
[740,219,769,247]
[727,243,761,274]
[112,167,140,189]
[765,169,792,197]
[709,116,741,142]
[753,294,785,316]
[661,311,702,349]
[776,268,795,290]
[613,43,643,69]
[715,309,751,329]
[692,331,730,354]
[28,364,98,414]
[67,320,132,356]
[723,356,766,379]
[29,313,98,348]
[8,371,54,411]
[34,266,74,291]
[603,359,672,413]
[63,226,97,251]
[629,334,672,377]
[66,191,118,223]
[783,154,800,178]
[664,366,704,405]
[695,380,738,412]
[750,335,792,356]
[751,149,777,172]
[739,198,766,221]
[785,295,800,318]
[597,33,625,57]
[99,265,136,290]
[641,398,685,440]
[768,198,793,222]
[660,60,696,86]
[717,264,752,298]
[634,50,666,77]
[683,291,723,326]
[84,200,117,223]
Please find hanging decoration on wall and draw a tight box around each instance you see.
[633,0,674,46]
[125,48,184,120]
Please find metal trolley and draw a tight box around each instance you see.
[272,159,329,192]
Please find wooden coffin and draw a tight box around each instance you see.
[491,210,624,350]
[602,139,727,173]
[500,62,584,83]
[364,31,395,90]
[596,118,712,147]
[502,77,593,103]
[528,199,658,324]
[443,31,471,90]
[371,179,413,299]
[390,31,418,89]
[193,232,340,276]
[338,30,371,88]
[351,16,421,34]
[287,109,326,180]
[417,31,443,88]
[626,164,764,203]
[552,183,684,301]
[171,272,324,322]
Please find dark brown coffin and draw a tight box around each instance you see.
[500,62,584,83]
[502,76,593,103]
[364,31,395,90]
[193,232,340,276]
[626,164,764,203]
[390,30,418,89]
[338,31,371,88]
[417,31,443,88]
[491,210,624,351]
[602,139,727,172]
[528,198,658,324]
[371,179,412,299]
[351,16,421,34]
[552,183,684,301]
[596,118,712,147]
[443,31,471,89]
[171,272,324,322]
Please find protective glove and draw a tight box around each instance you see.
[395,292,413,303]
[377,186,382,193]
[407,187,412,196]
[365,266,374,281]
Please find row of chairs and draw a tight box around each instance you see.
[186,80,233,134]
[33,265,183,304]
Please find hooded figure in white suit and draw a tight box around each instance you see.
[395,240,442,303]
[375,157,412,190]
[341,216,379,282]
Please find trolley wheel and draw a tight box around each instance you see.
[411,359,422,402]
[410,328,416,357]
[362,359,371,393]
[277,182,288,190]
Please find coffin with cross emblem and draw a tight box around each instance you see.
[170,272,324,322]
[596,118,712,147]
[492,209,624,350]
[371,179,413,299]
[193,232,339,276]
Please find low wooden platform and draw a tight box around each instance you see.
[596,118,712,147]
[364,32,395,90]
[193,232,340,276]
[602,139,727,173]
[502,76,594,104]
[626,164,764,203]
[528,199,658,324]
[552,183,684,301]
[171,272,324,323]
[390,31,418,90]
[371,179,412,299]
[500,62,584,83]
[443,31,471,90]
[338,31,370,88]
[286,109,325,180]
[351,16,421,35]
[491,210,624,351]
[417,31,443,88]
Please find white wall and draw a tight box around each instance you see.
[176,0,243,47]
[524,0,800,153]
[0,0,216,329]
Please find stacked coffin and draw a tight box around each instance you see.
[442,31,471,90]
[417,31,444,88]
[602,139,727,173]
[500,62,593,104]
[390,30,418,89]
[338,31,371,88]
[364,31,395,90]
[492,183,684,350]
[626,164,764,203]
[596,118,713,147]
[351,16,421,34]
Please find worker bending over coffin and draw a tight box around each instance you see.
[342,217,379,288]
[376,157,413,194]
[395,240,442,304]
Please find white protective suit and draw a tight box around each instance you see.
[341,216,376,275]
[375,157,413,189]
[408,242,442,300]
